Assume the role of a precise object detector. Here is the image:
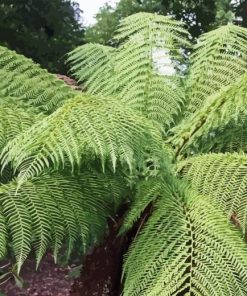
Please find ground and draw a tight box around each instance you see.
[1,254,73,296]
[0,216,127,296]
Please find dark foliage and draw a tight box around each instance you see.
[0,0,84,73]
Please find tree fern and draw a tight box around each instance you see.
[1,11,247,296]
[123,178,247,296]
[0,46,77,113]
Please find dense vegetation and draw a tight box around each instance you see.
[0,0,84,73]
[1,11,247,295]
[85,0,242,44]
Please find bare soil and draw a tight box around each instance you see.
[0,254,73,296]
[0,218,127,296]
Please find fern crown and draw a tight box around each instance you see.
[1,12,247,296]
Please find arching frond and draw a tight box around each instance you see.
[170,71,247,157]
[0,185,32,273]
[0,46,77,113]
[67,43,116,96]
[0,170,127,273]
[113,13,189,127]
[179,153,247,235]
[187,24,247,113]
[123,179,247,296]
[1,94,163,183]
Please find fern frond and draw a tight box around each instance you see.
[0,103,43,153]
[194,121,247,153]
[0,185,32,273]
[0,46,77,113]
[179,153,247,235]
[67,14,189,127]
[0,208,7,259]
[187,24,247,112]
[119,178,162,235]
[212,124,247,153]
[67,43,116,96]
[115,13,189,42]
[0,170,127,272]
[171,71,247,157]
[113,13,189,127]
[123,178,247,296]
[1,95,163,183]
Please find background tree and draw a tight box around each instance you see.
[85,0,240,44]
[0,0,84,73]
[85,0,163,44]
[235,0,247,27]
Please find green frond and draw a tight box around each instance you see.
[67,13,189,127]
[0,103,43,153]
[1,94,163,183]
[67,43,116,96]
[212,124,247,153]
[170,71,247,157]
[187,24,247,113]
[123,178,247,296]
[115,13,189,42]
[119,178,162,235]
[0,208,7,259]
[0,170,127,272]
[113,13,189,127]
[194,121,247,153]
[0,185,32,273]
[0,46,77,113]
[179,153,247,235]
[0,101,43,183]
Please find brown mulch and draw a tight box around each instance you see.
[0,254,74,296]
[0,213,128,296]
[0,220,127,296]
[70,218,127,296]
